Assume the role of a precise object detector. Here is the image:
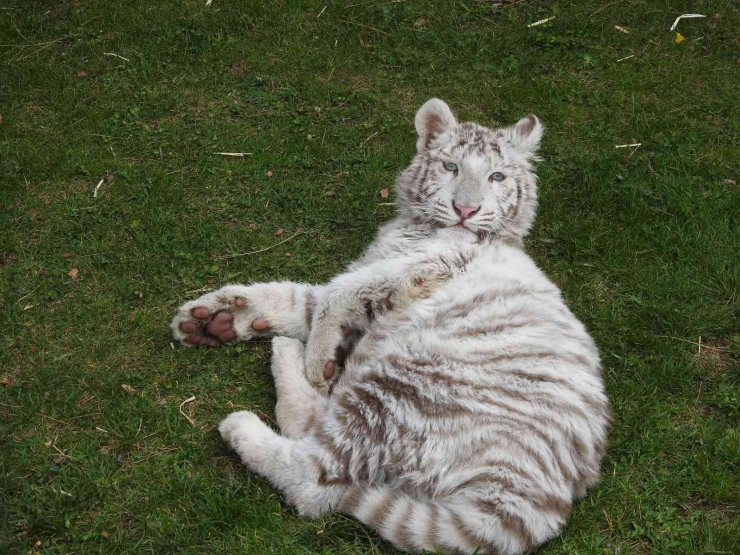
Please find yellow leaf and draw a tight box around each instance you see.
[675,32,685,44]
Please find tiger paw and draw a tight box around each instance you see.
[171,286,271,347]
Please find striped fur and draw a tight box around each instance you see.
[209,99,610,554]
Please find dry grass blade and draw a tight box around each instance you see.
[179,396,196,426]
[214,230,303,260]
[103,52,130,62]
[336,19,391,36]
[658,336,728,352]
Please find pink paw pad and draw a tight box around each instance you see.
[207,312,236,342]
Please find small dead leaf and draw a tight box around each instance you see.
[63,252,73,258]
[121,384,135,393]
[77,70,88,77]
[675,32,685,43]
[101,530,109,539]
[724,179,736,185]
[413,18,429,28]
[0,377,11,387]
[39,269,48,275]
[266,170,274,177]
[285,252,292,257]
[325,190,336,197]
[24,304,33,311]
[614,25,630,34]
[0,114,3,124]
[379,189,389,198]
[713,13,721,20]
[68,268,79,279]
[274,228,284,236]
[30,345,37,353]
[104,173,114,183]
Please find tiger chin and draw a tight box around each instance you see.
[172,99,610,554]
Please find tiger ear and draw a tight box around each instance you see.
[415,98,457,152]
[502,115,543,157]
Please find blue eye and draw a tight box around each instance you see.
[490,172,505,182]
[444,162,458,172]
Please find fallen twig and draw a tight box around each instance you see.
[527,16,555,27]
[92,178,105,197]
[669,14,705,32]
[591,1,625,16]
[614,143,641,149]
[179,396,196,426]
[52,443,79,462]
[360,131,379,146]
[658,335,727,352]
[336,19,391,36]
[17,284,41,303]
[67,411,102,421]
[93,173,114,198]
[6,34,80,63]
[37,413,74,427]
[214,152,252,157]
[617,54,635,62]
[345,0,406,8]
[215,230,303,260]
[103,52,130,62]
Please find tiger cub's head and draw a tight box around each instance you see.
[396,98,543,241]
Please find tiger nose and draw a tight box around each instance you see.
[453,203,480,221]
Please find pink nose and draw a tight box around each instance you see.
[454,203,480,221]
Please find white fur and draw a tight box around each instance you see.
[172,100,609,555]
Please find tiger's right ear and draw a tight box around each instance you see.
[415,98,457,153]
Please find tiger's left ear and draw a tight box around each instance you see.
[502,115,543,157]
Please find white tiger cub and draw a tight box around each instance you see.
[171,99,610,554]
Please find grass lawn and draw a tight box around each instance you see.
[1,0,739,553]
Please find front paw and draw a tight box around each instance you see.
[171,286,272,347]
[305,326,349,393]
[305,355,333,394]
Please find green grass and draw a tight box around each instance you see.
[1,0,738,553]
